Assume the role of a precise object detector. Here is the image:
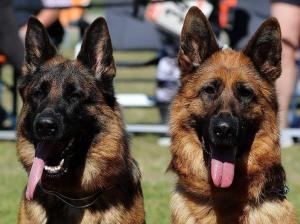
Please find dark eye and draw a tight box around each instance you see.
[33,89,43,97]
[65,83,84,101]
[71,91,83,99]
[32,88,47,99]
[202,85,216,95]
[32,81,50,99]
[237,85,254,101]
[200,80,222,98]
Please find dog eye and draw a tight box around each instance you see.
[32,89,44,98]
[202,85,216,95]
[71,91,84,99]
[31,81,50,99]
[237,85,254,100]
[30,88,48,102]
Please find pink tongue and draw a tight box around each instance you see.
[26,143,48,200]
[211,158,235,188]
[26,157,45,200]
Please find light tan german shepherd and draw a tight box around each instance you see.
[169,6,298,224]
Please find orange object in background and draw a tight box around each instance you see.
[219,0,237,29]
[0,55,7,64]
[59,0,90,27]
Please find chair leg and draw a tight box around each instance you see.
[12,68,19,129]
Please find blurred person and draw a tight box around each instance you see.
[14,0,64,46]
[155,55,180,146]
[0,0,24,127]
[59,0,90,56]
[0,0,24,71]
[272,0,300,147]
[219,0,271,49]
[155,27,180,125]
[155,56,180,125]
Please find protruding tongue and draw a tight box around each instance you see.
[26,143,46,200]
[211,159,234,188]
[210,147,235,188]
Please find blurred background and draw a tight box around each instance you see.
[0,0,299,223]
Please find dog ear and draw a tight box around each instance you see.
[77,17,116,83]
[25,17,57,73]
[179,6,219,76]
[243,18,282,82]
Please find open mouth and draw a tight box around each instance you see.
[44,158,65,174]
[26,138,74,200]
[210,144,236,188]
[201,137,236,189]
[43,139,74,176]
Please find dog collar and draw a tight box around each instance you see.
[38,185,107,209]
[261,184,289,200]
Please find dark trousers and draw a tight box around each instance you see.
[0,5,24,72]
[0,4,24,127]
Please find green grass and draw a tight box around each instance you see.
[282,146,300,216]
[0,142,26,224]
[132,135,174,224]
[0,139,299,223]
[0,136,173,224]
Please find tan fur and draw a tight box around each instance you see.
[170,50,298,224]
[169,7,298,224]
[17,17,145,224]
[18,186,145,224]
[171,191,297,224]
[17,62,145,223]
[17,58,145,223]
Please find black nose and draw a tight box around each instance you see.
[35,117,58,137]
[213,121,235,138]
[210,112,239,146]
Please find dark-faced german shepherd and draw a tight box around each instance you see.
[16,17,145,223]
[169,7,298,224]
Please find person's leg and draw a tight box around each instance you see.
[272,3,300,128]
[0,5,24,128]
[0,5,24,71]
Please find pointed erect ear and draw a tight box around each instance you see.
[25,17,57,73]
[243,18,282,82]
[179,6,219,75]
[77,17,116,82]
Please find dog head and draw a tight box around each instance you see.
[18,17,121,200]
[171,7,281,189]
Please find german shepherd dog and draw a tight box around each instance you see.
[16,17,145,223]
[169,7,298,224]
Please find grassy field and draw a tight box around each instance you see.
[0,136,175,224]
[0,139,299,223]
[0,31,299,223]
